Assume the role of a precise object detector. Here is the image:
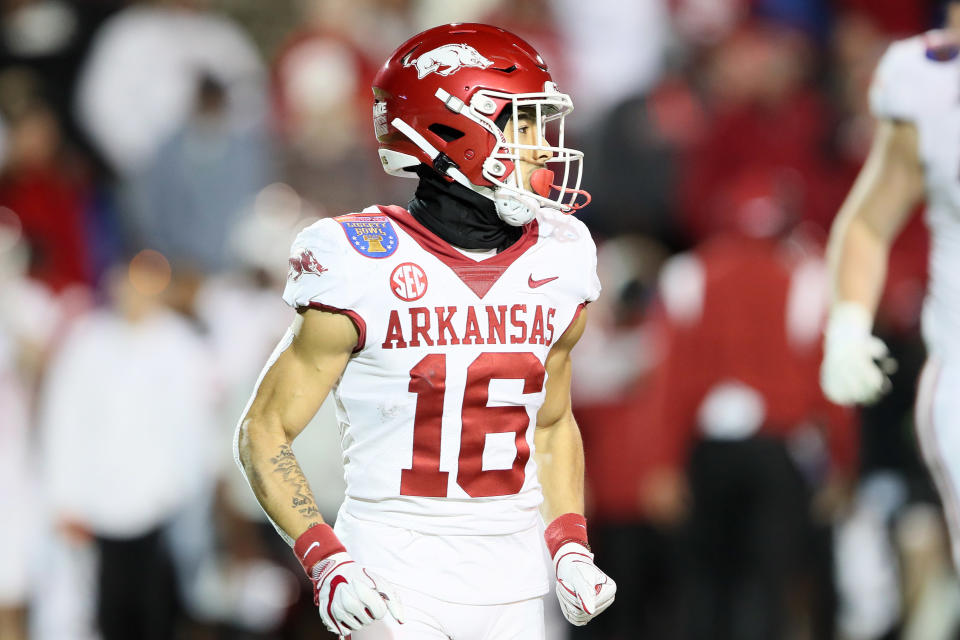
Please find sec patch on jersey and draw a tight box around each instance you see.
[336,215,399,258]
[390,262,428,301]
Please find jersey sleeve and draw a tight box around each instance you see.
[581,222,602,304]
[282,217,364,312]
[869,38,922,122]
[536,210,602,305]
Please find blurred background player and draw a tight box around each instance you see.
[820,0,960,585]
[235,22,615,638]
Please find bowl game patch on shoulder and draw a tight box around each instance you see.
[336,214,399,258]
[924,31,960,62]
[926,44,959,62]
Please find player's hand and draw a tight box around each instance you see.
[544,514,615,626]
[821,302,896,405]
[309,551,404,637]
[552,542,616,626]
[294,524,404,638]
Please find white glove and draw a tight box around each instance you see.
[553,542,617,626]
[310,552,405,637]
[820,302,896,406]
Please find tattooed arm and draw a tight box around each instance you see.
[236,308,358,540]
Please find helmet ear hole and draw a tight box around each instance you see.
[427,123,465,142]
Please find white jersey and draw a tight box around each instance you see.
[282,205,599,603]
[870,31,960,359]
[283,205,599,536]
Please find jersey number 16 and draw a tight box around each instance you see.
[400,352,545,498]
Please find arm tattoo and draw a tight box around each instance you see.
[269,444,323,521]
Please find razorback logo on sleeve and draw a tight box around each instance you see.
[336,215,399,258]
[288,249,328,281]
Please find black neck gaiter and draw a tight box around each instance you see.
[407,166,522,252]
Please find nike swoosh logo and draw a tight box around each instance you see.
[302,541,320,560]
[529,275,559,288]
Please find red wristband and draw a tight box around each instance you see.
[544,513,590,557]
[293,524,346,576]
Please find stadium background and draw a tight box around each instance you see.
[0,0,955,638]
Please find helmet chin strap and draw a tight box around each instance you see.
[391,117,478,192]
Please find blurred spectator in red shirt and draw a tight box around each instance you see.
[678,21,842,242]
[642,169,857,640]
[833,0,938,38]
[0,70,92,291]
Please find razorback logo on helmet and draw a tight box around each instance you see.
[404,43,493,79]
[288,249,328,281]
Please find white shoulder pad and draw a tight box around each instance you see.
[869,35,928,122]
[282,215,388,311]
[536,210,602,304]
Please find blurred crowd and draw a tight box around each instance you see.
[0,0,955,639]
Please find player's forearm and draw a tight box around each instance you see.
[236,415,325,540]
[828,213,891,317]
[826,119,923,315]
[535,413,585,522]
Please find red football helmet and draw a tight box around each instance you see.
[372,23,588,221]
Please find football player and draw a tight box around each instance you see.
[235,23,615,638]
[820,2,960,568]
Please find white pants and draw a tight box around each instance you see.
[915,357,960,568]
[351,586,545,640]
[333,510,550,606]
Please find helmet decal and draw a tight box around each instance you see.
[404,43,494,79]
[373,102,389,138]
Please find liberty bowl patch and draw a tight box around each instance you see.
[336,215,398,258]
